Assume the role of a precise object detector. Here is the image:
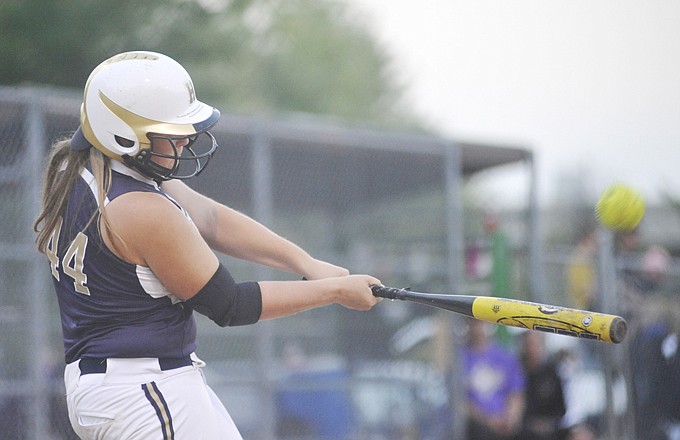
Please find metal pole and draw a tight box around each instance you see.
[25,89,50,439]
[596,227,619,440]
[444,142,467,440]
[525,153,546,304]
[251,127,277,440]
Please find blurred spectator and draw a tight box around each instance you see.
[460,319,525,440]
[565,228,597,311]
[566,424,598,440]
[628,293,680,440]
[615,227,642,256]
[613,232,680,440]
[615,227,644,313]
[516,331,596,440]
[620,245,671,324]
[517,330,566,440]
[631,308,680,438]
[637,245,671,292]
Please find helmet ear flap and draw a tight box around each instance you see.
[81,89,141,159]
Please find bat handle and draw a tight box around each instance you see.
[305,279,402,300]
[371,285,404,300]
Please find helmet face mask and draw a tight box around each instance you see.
[123,132,218,181]
[74,51,220,181]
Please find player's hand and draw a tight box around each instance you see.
[302,258,350,280]
[333,274,382,311]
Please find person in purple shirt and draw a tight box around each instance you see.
[463,319,526,440]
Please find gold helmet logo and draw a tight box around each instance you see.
[185,81,196,104]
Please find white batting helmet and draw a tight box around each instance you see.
[71,51,220,181]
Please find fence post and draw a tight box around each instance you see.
[444,142,467,440]
[526,152,546,304]
[596,227,626,440]
[251,126,277,440]
[25,89,51,439]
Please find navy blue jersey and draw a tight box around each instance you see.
[49,162,197,363]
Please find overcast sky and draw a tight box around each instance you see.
[346,0,680,208]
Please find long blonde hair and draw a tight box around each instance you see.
[34,139,113,254]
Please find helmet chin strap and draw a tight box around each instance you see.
[122,150,177,183]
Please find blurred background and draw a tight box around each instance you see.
[1,1,679,439]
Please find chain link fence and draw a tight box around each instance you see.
[3,85,677,440]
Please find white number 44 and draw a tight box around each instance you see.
[46,217,91,295]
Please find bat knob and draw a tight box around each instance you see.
[610,317,628,344]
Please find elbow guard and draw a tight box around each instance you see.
[185,264,262,327]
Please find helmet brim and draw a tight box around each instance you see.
[188,106,220,133]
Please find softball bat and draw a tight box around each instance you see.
[372,286,627,344]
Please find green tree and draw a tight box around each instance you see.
[0,0,417,127]
[245,0,402,121]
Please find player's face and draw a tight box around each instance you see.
[149,137,190,170]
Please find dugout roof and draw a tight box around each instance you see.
[191,112,533,214]
[0,86,533,216]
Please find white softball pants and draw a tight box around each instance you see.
[64,355,243,440]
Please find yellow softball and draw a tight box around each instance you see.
[595,184,645,231]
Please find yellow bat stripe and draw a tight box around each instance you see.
[471,296,625,344]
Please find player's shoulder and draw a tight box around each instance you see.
[108,190,182,218]
[107,167,180,213]
[105,191,190,238]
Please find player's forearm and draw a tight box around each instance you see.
[258,280,337,320]
[205,203,311,274]
[258,276,381,320]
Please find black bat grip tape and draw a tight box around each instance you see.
[371,285,403,300]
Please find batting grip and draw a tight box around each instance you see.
[370,285,404,300]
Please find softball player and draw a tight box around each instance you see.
[34,51,381,439]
